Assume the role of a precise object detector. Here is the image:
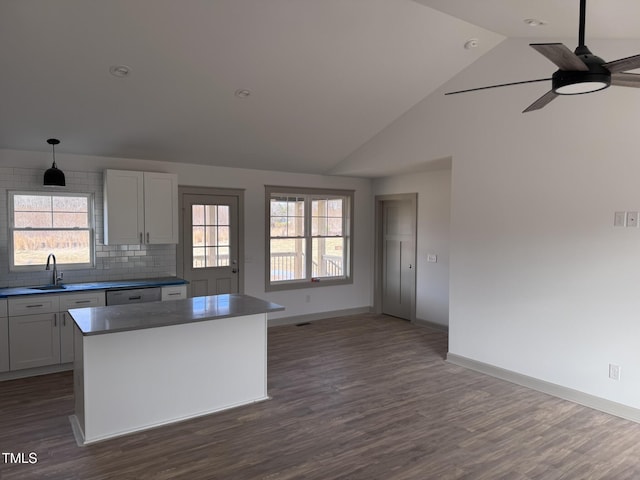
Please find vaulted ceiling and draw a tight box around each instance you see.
[2,1,639,176]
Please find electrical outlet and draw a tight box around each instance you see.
[609,363,621,381]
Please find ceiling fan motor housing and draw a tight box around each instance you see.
[552,47,611,95]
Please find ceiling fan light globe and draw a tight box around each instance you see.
[555,81,609,95]
[552,67,611,96]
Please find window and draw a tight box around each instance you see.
[9,191,94,270]
[266,186,353,290]
[191,204,230,268]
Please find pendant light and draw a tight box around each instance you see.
[43,138,65,187]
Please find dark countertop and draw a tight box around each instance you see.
[69,294,285,336]
[0,277,187,298]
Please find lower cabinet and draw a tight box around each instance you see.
[7,291,105,371]
[3,285,183,377]
[9,313,60,370]
[8,294,60,371]
[0,299,8,372]
[59,292,105,364]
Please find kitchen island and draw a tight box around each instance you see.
[68,294,284,445]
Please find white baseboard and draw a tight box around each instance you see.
[446,353,640,424]
[413,317,448,332]
[268,306,372,327]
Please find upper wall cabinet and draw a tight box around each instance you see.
[104,169,179,245]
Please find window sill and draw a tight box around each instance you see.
[266,277,352,292]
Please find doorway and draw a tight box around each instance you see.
[177,186,245,297]
[374,194,417,321]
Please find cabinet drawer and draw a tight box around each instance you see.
[59,292,106,311]
[8,295,59,316]
[161,285,187,301]
[0,299,7,318]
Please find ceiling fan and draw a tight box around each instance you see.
[445,0,640,112]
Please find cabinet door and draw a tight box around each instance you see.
[0,317,8,373]
[9,313,61,370]
[144,172,178,244]
[60,312,75,364]
[104,169,144,245]
[59,292,106,364]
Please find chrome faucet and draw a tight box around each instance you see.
[45,253,63,286]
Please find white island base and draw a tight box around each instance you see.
[70,311,269,445]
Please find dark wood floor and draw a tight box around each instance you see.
[2,313,640,479]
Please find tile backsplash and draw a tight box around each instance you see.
[0,166,176,287]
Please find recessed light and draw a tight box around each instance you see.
[234,89,252,98]
[524,18,547,27]
[464,38,479,50]
[109,65,131,78]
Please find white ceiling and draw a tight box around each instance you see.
[416,0,640,40]
[2,1,639,176]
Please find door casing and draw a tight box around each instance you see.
[374,193,417,322]
[177,185,245,295]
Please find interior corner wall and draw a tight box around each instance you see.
[373,168,451,328]
[344,37,640,413]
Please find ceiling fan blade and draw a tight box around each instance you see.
[530,43,588,71]
[611,72,640,87]
[522,90,558,113]
[604,54,640,74]
[445,78,551,96]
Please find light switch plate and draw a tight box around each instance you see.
[627,211,638,227]
[614,211,626,227]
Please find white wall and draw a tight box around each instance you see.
[339,37,640,412]
[0,149,374,320]
[373,168,451,328]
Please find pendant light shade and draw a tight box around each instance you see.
[43,138,65,187]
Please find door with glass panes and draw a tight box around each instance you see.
[182,194,239,297]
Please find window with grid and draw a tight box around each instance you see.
[192,204,230,268]
[266,186,353,290]
[9,191,95,270]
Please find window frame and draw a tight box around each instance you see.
[265,185,354,291]
[8,190,96,272]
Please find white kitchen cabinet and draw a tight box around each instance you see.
[9,313,61,371]
[8,295,60,371]
[161,285,187,301]
[143,172,179,244]
[103,169,178,245]
[0,299,8,373]
[7,292,106,371]
[59,292,106,364]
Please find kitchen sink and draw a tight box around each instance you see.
[33,285,67,291]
